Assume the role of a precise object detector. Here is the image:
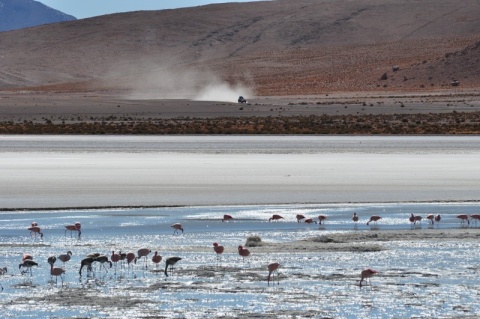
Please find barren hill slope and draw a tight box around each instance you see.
[0,0,479,95]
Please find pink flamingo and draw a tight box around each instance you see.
[58,251,72,268]
[352,213,359,223]
[126,252,136,270]
[19,260,38,276]
[79,257,95,276]
[435,214,441,225]
[22,253,33,262]
[296,214,306,223]
[366,215,382,225]
[238,245,250,262]
[111,251,121,270]
[269,214,284,222]
[470,214,480,225]
[267,262,280,285]
[50,263,66,285]
[304,218,317,224]
[137,248,151,269]
[409,213,416,226]
[318,215,327,225]
[426,214,435,225]
[27,226,43,240]
[222,214,233,222]
[213,242,224,263]
[152,251,162,268]
[65,222,81,239]
[164,257,182,277]
[457,214,470,225]
[171,223,184,235]
[414,215,422,224]
[360,268,378,287]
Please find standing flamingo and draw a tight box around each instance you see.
[426,214,435,225]
[267,262,280,286]
[409,213,416,227]
[50,262,66,285]
[222,214,233,222]
[457,214,470,225]
[470,214,480,225]
[304,218,317,224]
[22,253,33,262]
[435,214,441,225]
[366,215,382,225]
[414,215,422,225]
[171,223,184,235]
[318,215,327,225]
[213,242,224,263]
[65,222,81,239]
[126,252,136,270]
[164,257,182,277]
[79,257,95,276]
[296,214,306,223]
[152,251,162,268]
[352,213,359,223]
[58,251,73,268]
[137,248,151,269]
[360,268,378,288]
[269,214,284,222]
[19,260,38,276]
[111,251,121,271]
[238,245,250,262]
[27,226,43,240]
[94,255,112,273]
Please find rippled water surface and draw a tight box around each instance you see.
[1,203,480,318]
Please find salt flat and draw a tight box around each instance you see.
[1,135,479,209]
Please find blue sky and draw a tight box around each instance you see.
[36,0,264,19]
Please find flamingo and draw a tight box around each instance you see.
[65,222,81,239]
[457,214,470,225]
[164,257,182,277]
[409,213,416,226]
[426,214,435,225]
[94,255,112,272]
[267,262,280,286]
[111,251,121,270]
[152,251,162,268]
[238,245,250,262]
[222,214,233,222]
[137,248,151,269]
[304,218,317,224]
[79,257,95,276]
[318,215,327,225]
[352,213,359,223]
[360,268,378,287]
[269,214,284,222]
[470,214,480,225]
[213,242,224,263]
[414,215,422,225]
[171,223,184,235]
[19,260,38,276]
[296,214,306,223]
[126,252,136,270]
[58,251,73,268]
[50,262,66,285]
[27,226,43,240]
[366,215,382,225]
[435,214,441,225]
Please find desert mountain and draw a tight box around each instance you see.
[0,0,75,32]
[0,0,479,95]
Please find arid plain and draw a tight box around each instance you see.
[0,0,479,134]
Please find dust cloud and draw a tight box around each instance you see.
[111,59,254,103]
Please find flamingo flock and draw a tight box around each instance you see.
[6,209,477,291]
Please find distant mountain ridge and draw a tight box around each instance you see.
[0,0,76,32]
